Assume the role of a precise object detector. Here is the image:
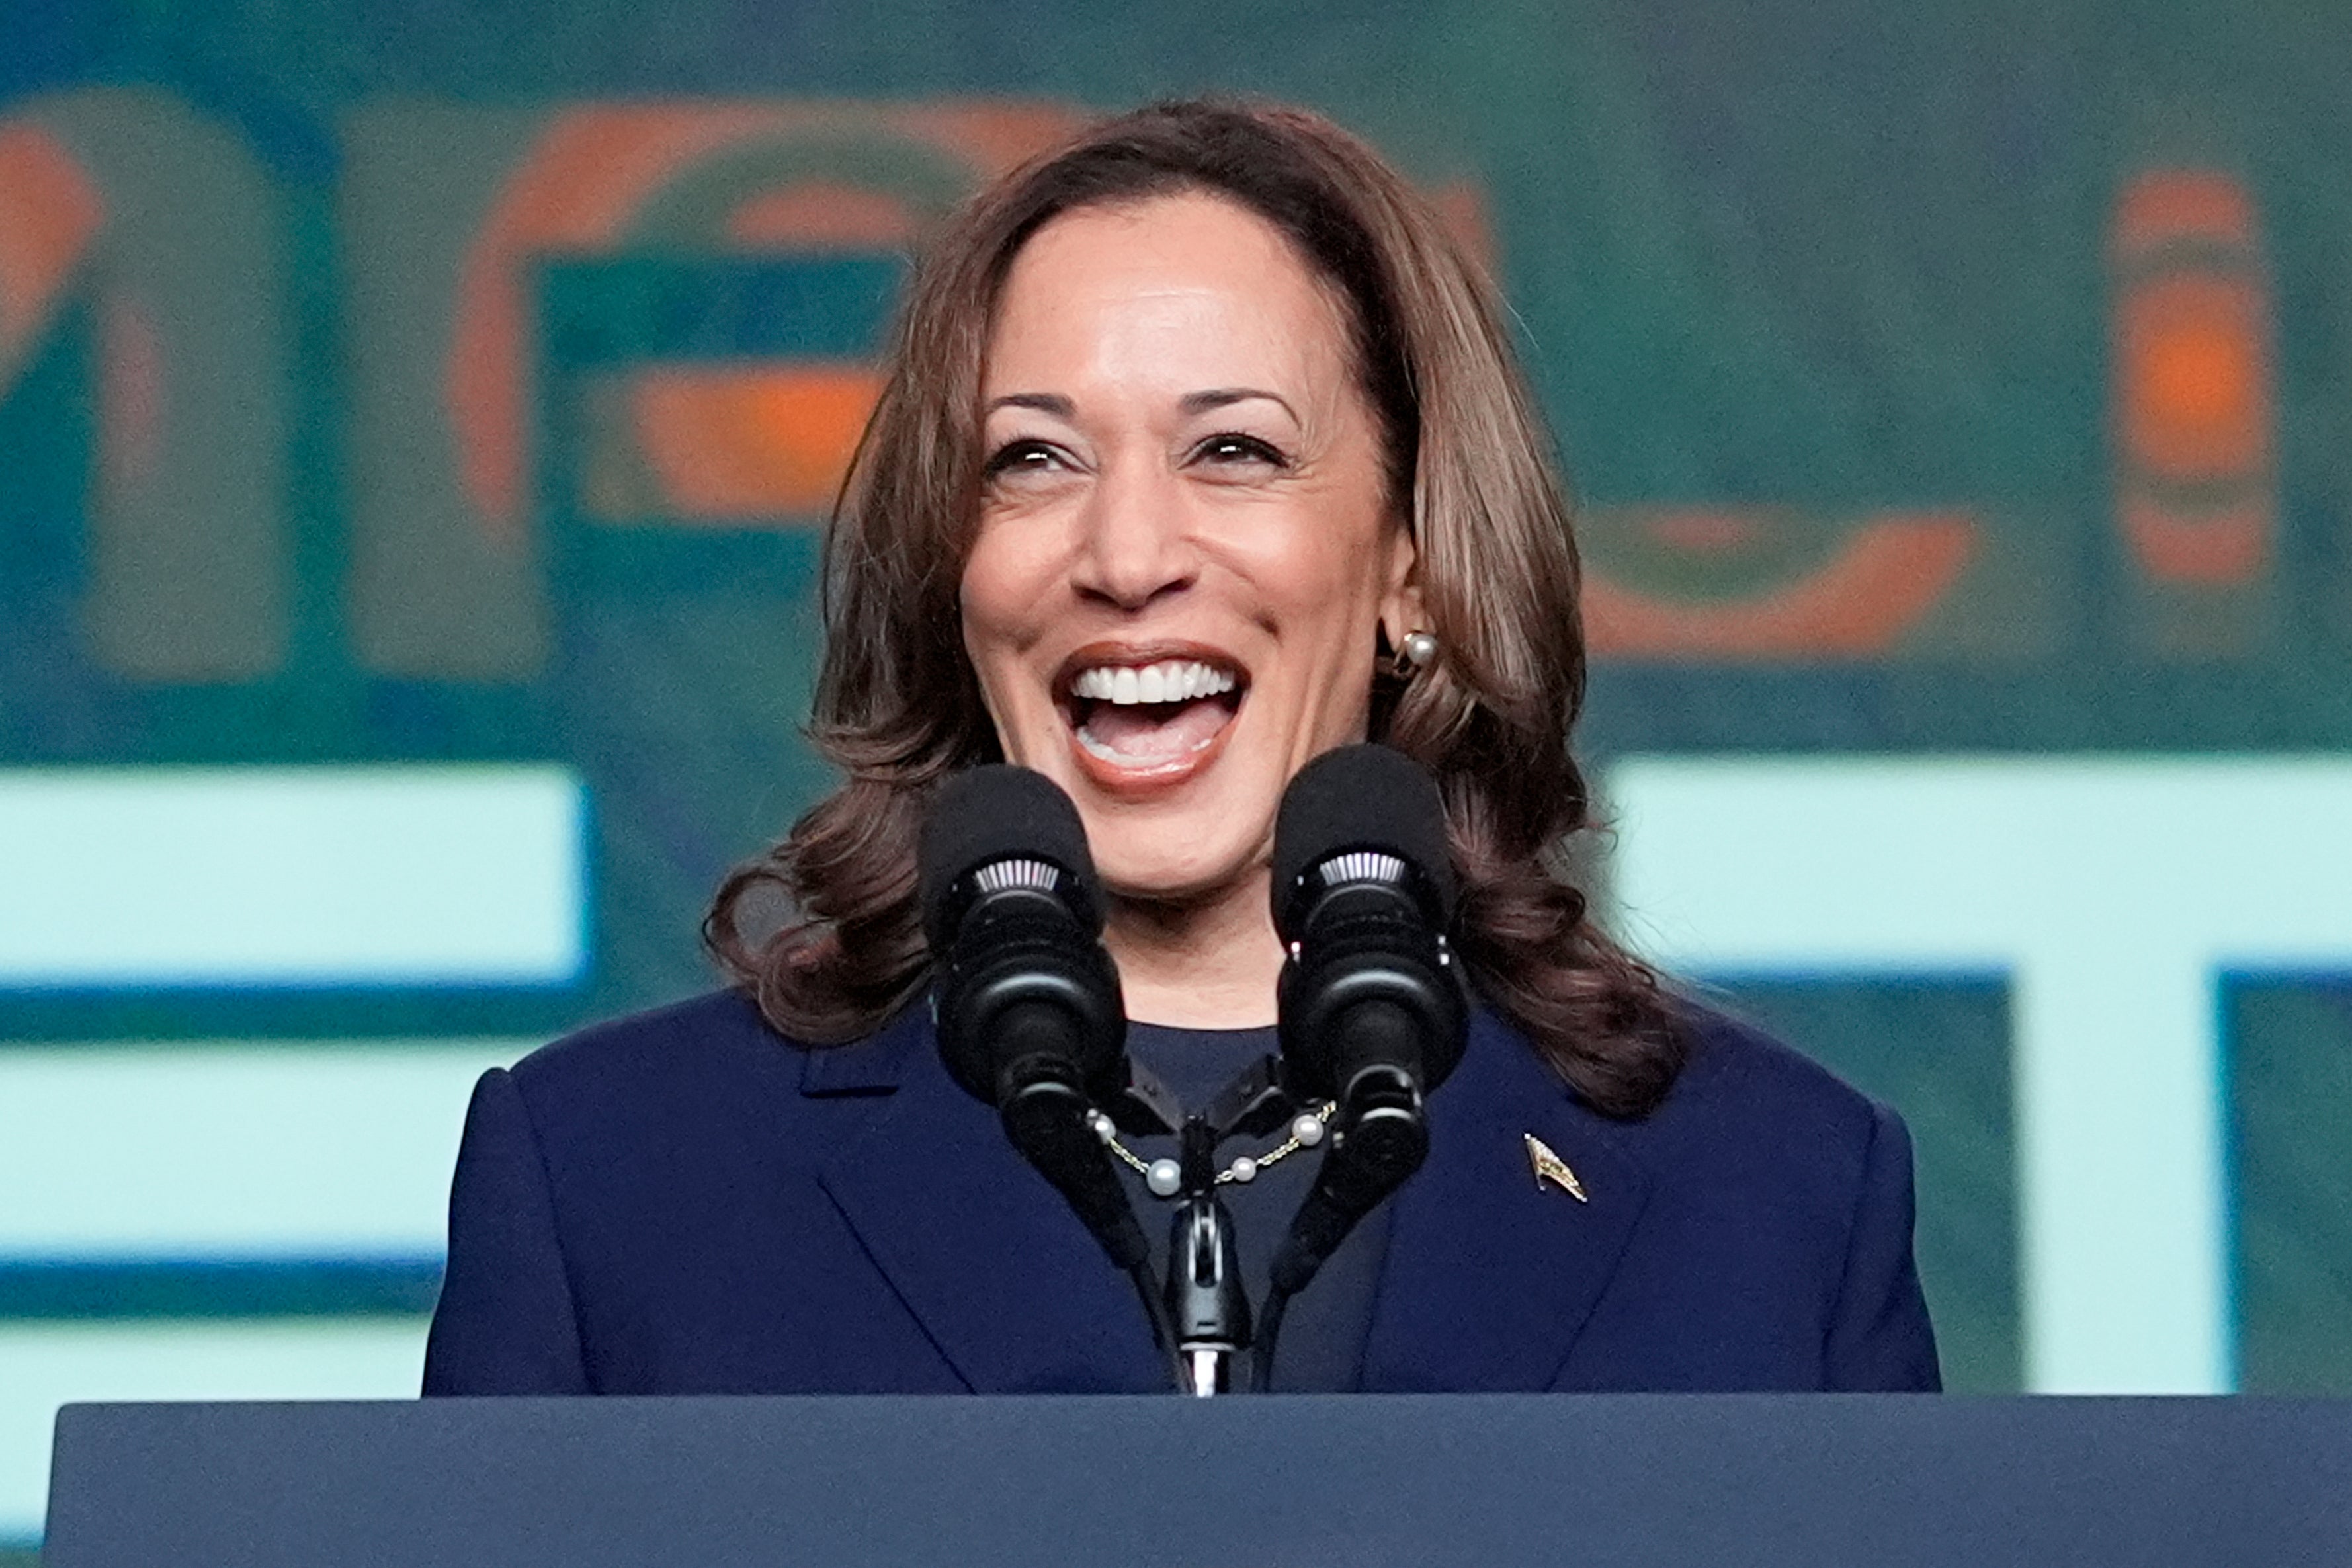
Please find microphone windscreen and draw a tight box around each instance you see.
[918,765,1101,952]
[1271,744,1456,938]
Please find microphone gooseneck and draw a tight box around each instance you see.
[1165,1120,1251,1397]
[918,766,1181,1383]
[1260,744,1468,1387]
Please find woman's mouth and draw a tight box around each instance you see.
[1060,654,1245,788]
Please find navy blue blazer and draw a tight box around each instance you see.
[423,991,1939,1395]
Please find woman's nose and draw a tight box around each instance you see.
[1070,462,1198,610]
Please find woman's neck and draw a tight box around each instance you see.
[1104,871,1286,1028]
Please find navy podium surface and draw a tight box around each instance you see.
[42,1395,2352,1567]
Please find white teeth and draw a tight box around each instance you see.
[1068,659,1239,706]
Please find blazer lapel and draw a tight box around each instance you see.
[1361,1011,1653,1391]
[808,1009,1166,1393]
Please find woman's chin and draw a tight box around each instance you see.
[1095,842,1267,910]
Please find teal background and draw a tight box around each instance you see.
[5,13,2352,1547]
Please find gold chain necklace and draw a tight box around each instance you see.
[1085,1103,1337,1200]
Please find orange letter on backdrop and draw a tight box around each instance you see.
[0,89,289,682]
[2110,167,2277,656]
[343,100,1087,677]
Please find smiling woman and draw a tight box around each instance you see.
[424,100,1940,1399]
[706,102,1675,1105]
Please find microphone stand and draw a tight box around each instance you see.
[1152,1055,1302,1394]
[1166,1118,1250,1395]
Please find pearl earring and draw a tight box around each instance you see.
[1399,630,1440,670]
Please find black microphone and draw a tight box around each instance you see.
[919,766,1150,1282]
[1261,745,1468,1380]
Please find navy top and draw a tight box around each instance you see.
[422,991,1939,1395]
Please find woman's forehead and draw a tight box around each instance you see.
[982,192,1355,407]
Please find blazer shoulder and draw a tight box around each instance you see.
[1659,996,1887,1145]
[1611,997,1908,1239]
[509,988,785,1093]
[501,989,933,1134]
[497,989,839,1150]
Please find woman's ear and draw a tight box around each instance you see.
[1378,523,1427,651]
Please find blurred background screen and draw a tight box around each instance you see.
[4,0,2352,1551]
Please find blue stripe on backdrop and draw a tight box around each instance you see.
[0,987,588,1043]
[0,1260,444,1320]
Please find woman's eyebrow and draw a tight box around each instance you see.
[1180,387,1297,420]
[986,392,1075,417]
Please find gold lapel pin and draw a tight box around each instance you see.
[1523,1133,1588,1202]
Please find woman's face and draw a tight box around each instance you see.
[961,190,1418,907]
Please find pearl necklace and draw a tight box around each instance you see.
[1087,1103,1337,1199]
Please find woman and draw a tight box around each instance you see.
[424,99,1938,1395]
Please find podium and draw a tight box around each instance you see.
[44,1394,2352,1567]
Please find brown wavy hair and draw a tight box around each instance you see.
[706,99,1684,1118]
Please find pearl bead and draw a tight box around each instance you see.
[1226,1155,1258,1184]
[1088,1111,1115,1142]
[1146,1158,1183,1198]
[1291,1112,1326,1147]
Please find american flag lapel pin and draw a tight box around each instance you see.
[1523,1132,1589,1202]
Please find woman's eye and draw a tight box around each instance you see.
[983,440,1069,480]
[1191,433,1288,470]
